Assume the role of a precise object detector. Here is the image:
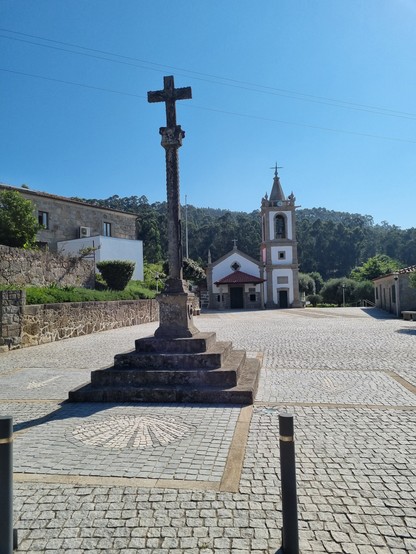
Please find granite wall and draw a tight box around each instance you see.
[0,290,25,350]
[0,293,159,351]
[0,245,94,287]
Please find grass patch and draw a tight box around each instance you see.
[0,281,156,305]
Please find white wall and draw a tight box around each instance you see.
[272,269,294,304]
[57,236,144,281]
[270,246,293,265]
[268,211,293,240]
[212,252,260,285]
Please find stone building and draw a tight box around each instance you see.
[0,183,144,280]
[373,265,416,317]
[260,167,302,308]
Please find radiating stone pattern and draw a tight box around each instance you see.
[72,414,194,449]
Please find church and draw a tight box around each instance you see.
[206,168,302,309]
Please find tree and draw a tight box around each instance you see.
[298,273,315,295]
[409,273,416,289]
[351,280,375,304]
[321,278,356,306]
[162,258,206,284]
[350,254,402,282]
[321,278,374,306]
[0,190,41,248]
[308,272,324,293]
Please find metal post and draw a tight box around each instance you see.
[279,412,299,554]
[0,416,14,554]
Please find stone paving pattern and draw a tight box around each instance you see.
[0,307,415,553]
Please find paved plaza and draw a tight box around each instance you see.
[0,307,415,553]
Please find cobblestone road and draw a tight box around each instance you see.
[1,307,415,553]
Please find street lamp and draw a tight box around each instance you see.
[394,274,399,317]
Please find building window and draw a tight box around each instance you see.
[249,294,256,302]
[392,284,396,303]
[277,276,289,284]
[275,215,286,239]
[375,287,379,300]
[38,211,49,229]
[278,251,286,260]
[103,222,111,237]
[231,261,241,271]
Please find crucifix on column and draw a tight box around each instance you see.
[148,76,191,286]
[147,76,198,338]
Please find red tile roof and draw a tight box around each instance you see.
[215,270,265,285]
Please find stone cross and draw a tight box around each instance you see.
[148,75,192,129]
[148,76,192,285]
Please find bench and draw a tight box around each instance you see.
[402,311,416,321]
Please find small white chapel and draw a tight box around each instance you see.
[206,167,302,310]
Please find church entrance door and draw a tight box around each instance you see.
[230,287,244,309]
[278,290,288,309]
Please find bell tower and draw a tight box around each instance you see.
[260,166,302,308]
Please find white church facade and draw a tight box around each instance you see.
[261,167,302,308]
[206,168,302,310]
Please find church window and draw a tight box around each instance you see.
[275,215,286,239]
[278,251,286,260]
[231,261,241,271]
[249,293,256,302]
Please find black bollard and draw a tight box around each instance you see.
[0,416,14,554]
[279,412,299,554]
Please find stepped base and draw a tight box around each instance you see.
[68,332,261,405]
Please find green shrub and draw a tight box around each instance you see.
[96,260,135,291]
[24,281,155,304]
[307,294,323,307]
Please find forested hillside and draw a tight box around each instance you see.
[75,195,416,279]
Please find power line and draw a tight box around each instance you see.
[2,67,415,144]
[0,68,146,99]
[1,28,416,121]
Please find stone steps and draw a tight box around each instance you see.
[91,350,246,387]
[69,358,260,404]
[68,332,260,405]
[114,341,233,370]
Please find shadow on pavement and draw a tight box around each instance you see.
[396,328,416,336]
[13,401,241,434]
[360,307,397,320]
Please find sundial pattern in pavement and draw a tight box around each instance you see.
[72,414,194,449]
[12,404,240,481]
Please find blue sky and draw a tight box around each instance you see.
[1,1,415,229]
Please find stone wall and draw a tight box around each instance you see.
[0,245,94,287]
[0,295,159,350]
[0,290,25,349]
[22,299,159,347]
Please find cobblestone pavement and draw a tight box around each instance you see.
[0,307,415,553]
